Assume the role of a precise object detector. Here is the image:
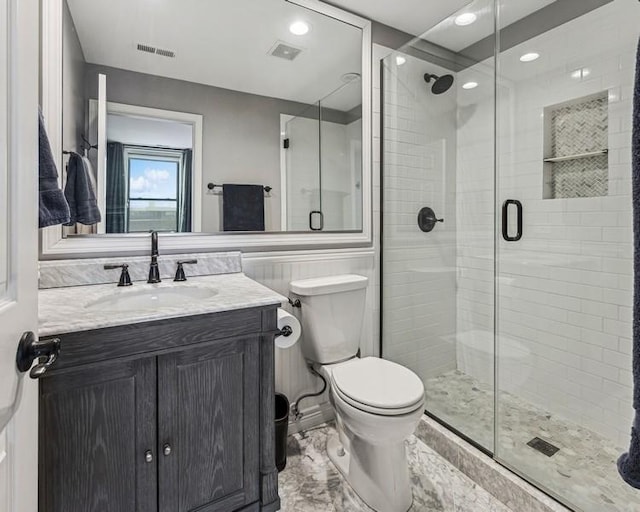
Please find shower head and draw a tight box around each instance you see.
[424,73,454,95]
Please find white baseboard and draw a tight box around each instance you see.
[287,401,335,435]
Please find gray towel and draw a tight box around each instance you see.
[618,36,640,489]
[63,152,101,226]
[38,109,70,228]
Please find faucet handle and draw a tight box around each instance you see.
[174,260,198,282]
[104,264,133,287]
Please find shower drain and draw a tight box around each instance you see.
[527,437,560,457]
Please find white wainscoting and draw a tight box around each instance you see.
[242,248,378,431]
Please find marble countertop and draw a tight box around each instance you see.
[39,272,286,337]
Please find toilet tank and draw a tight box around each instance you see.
[289,275,368,364]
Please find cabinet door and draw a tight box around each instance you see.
[158,336,260,512]
[39,357,157,512]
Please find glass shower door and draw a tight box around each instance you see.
[380,0,497,452]
[494,1,639,510]
[283,103,321,231]
[319,79,363,232]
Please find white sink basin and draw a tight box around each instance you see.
[85,286,218,313]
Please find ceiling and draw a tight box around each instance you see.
[326,0,472,38]
[492,0,640,82]
[67,0,362,111]
[423,0,558,52]
[449,0,640,103]
[327,0,560,49]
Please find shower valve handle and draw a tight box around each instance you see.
[417,207,443,233]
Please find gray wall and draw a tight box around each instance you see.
[62,1,91,235]
[85,64,354,232]
[62,2,86,156]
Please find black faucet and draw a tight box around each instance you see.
[148,231,161,283]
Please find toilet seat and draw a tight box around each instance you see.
[330,357,425,416]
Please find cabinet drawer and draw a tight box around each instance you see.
[48,307,265,371]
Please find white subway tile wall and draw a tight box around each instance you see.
[380,50,461,383]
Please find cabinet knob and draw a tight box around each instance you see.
[144,450,153,463]
[163,444,172,456]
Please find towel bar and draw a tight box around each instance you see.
[207,183,272,194]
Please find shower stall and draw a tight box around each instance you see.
[380,1,639,511]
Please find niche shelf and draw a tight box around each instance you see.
[543,92,609,199]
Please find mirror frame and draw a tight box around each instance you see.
[40,0,372,258]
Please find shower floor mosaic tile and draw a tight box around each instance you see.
[425,370,640,512]
[278,422,513,511]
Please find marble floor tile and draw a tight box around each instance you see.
[425,370,640,512]
[278,423,514,512]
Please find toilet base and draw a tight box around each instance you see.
[327,433,413,512]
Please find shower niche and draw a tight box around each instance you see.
[542,91,609,199]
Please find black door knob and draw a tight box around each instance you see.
[15,332,60,379]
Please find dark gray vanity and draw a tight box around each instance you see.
[38,304,280,512]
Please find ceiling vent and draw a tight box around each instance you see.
[156,48,175,58]
[137,43,156,54]
[269,41,302,61]
[136,43,176,58]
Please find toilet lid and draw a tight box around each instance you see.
[331,357,424,412]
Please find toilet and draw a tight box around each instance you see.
[289,275,425,512]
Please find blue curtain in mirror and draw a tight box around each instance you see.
[178,149,192,232]
[106,141,126,233]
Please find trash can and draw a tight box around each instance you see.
[275,393,289,472]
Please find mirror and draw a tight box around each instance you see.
[60,0,364,236]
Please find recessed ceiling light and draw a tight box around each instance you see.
[396,55,406,66]
[462,81,478,90]
[289,21,310,36]
[571,67,591,80]
[455,13,477,26]
[520,52,540,62]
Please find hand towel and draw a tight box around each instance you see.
[63,152,101,226]
[617,36,640,489]
[222,184,265,231]
[38,108,70,228]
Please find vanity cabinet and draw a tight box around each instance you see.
[39,307,280,512]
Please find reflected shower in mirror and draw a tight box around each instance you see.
[60,0,363,235]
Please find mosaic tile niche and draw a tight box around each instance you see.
[543,92,609,199]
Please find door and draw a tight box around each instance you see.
[158,337,260,512]
[494,1,639,511]
[282,105,322,231]
[0,0,40,510]
[39,357,157,512]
